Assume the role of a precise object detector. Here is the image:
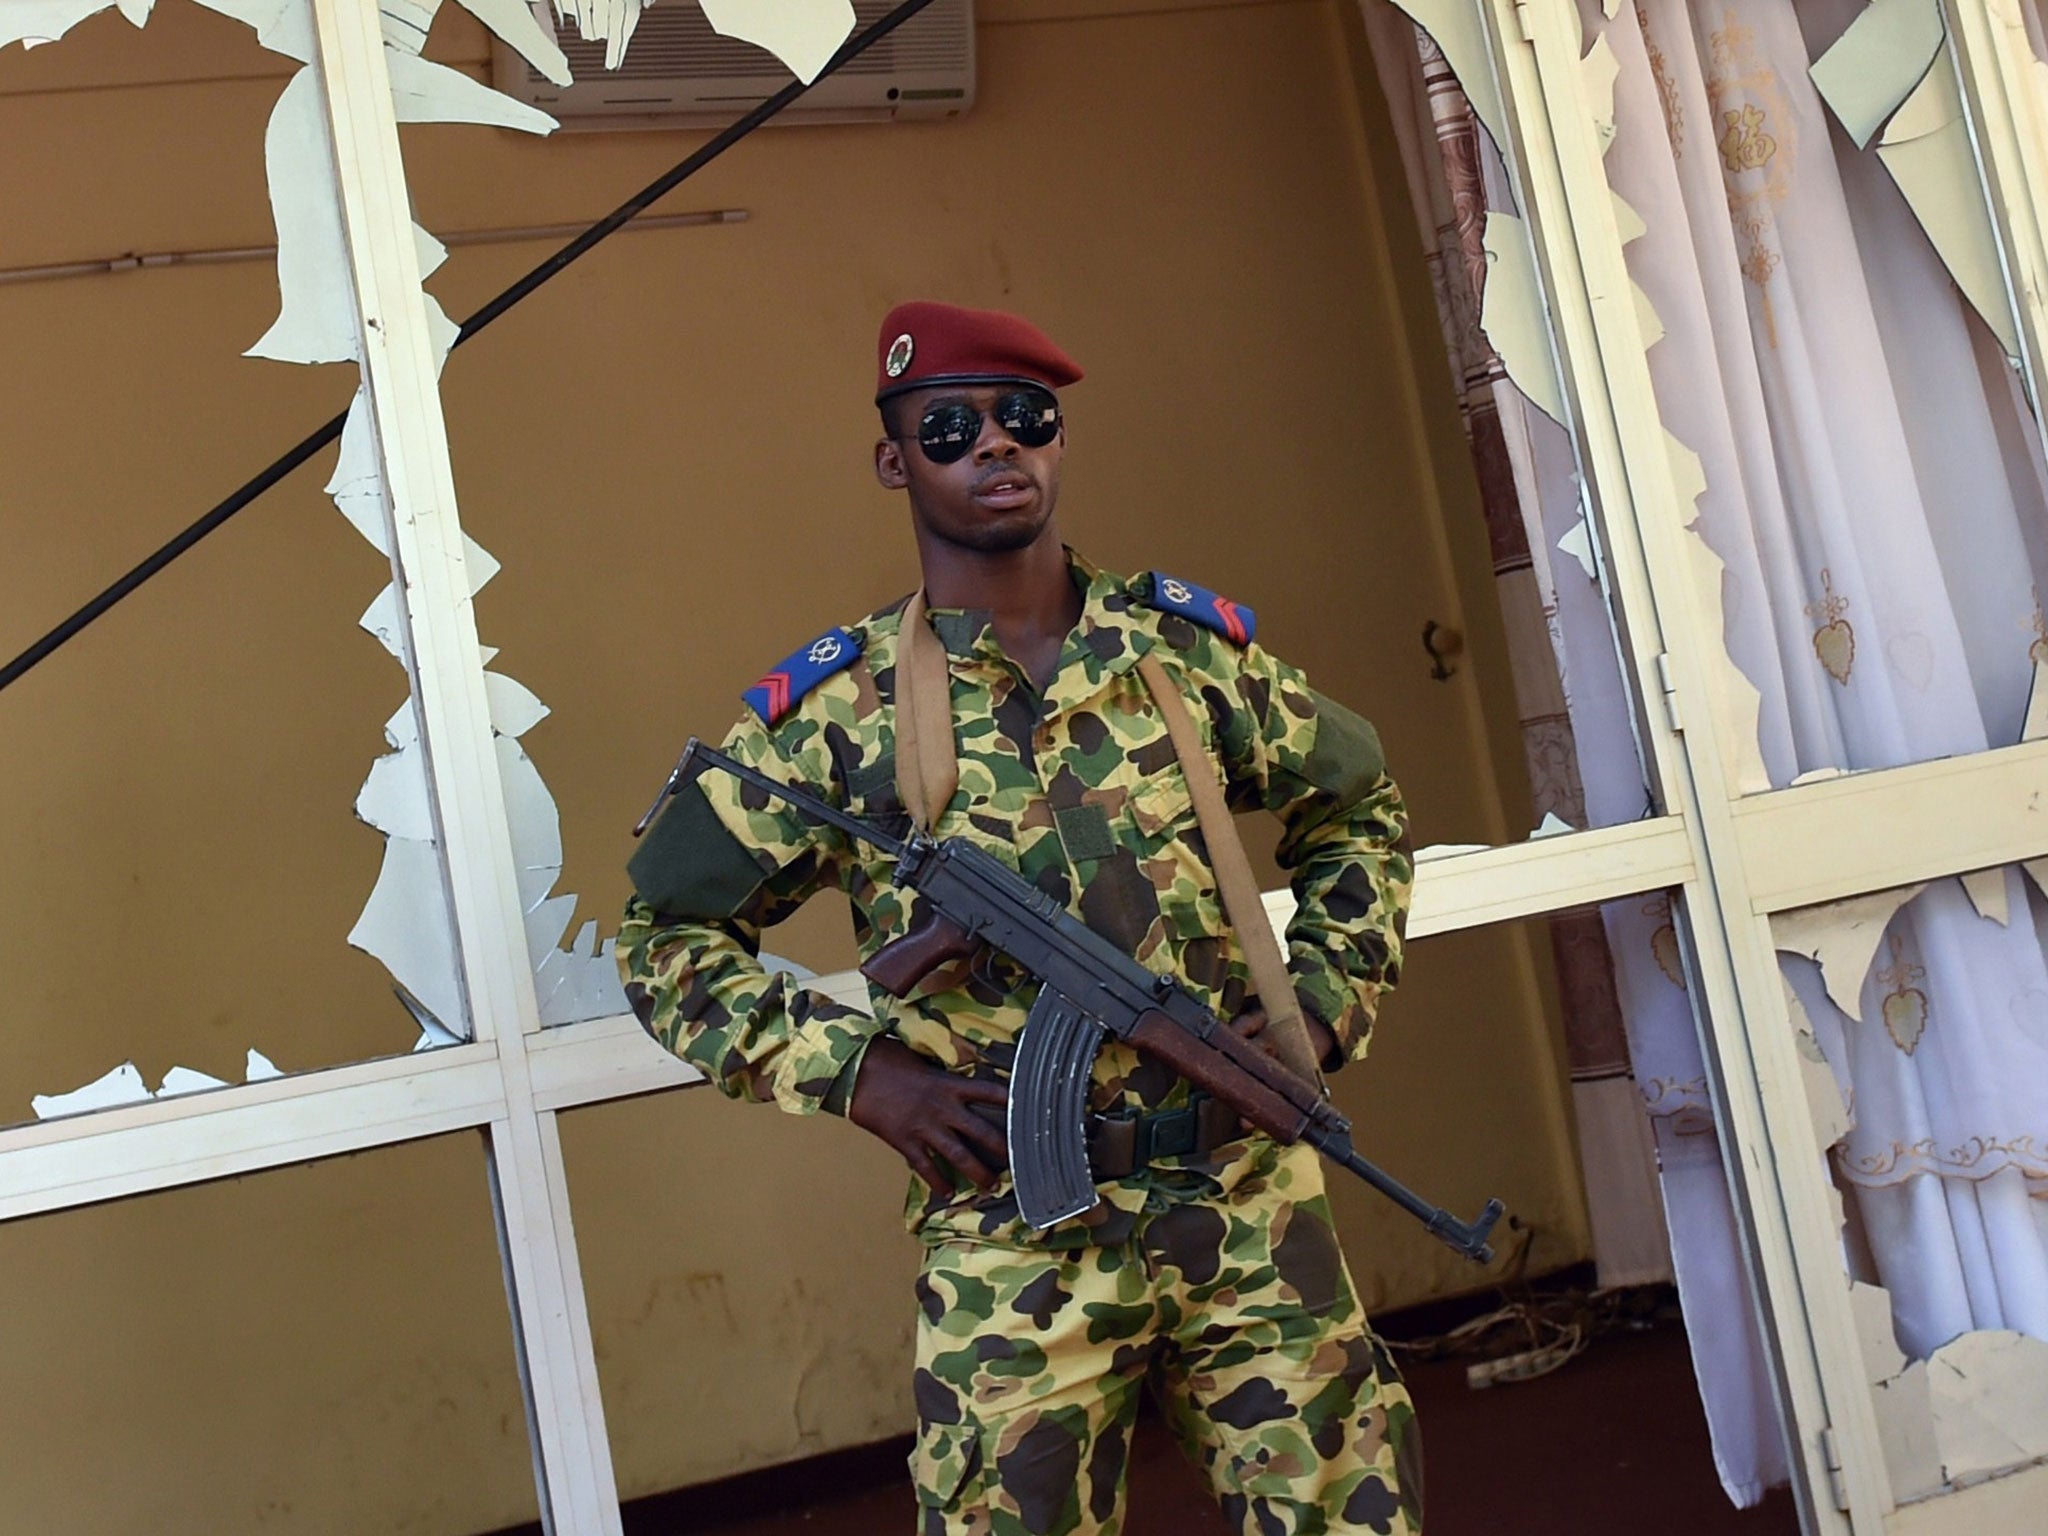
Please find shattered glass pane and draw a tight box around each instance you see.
[1607,0,2048,782]
[0,0,594,1125]
[1773,865,2048,1337]
[1333,9,1671,855]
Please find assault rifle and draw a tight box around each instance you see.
[659,740,1504,1262]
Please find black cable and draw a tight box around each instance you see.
[0,0,941,695]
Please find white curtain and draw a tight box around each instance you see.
[1594,0,2048,1497]
[1365,0,2048,1506]
[1363,3,1786,1500]
[1364,0,1797,1500]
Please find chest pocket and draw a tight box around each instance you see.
[1121,761,1233,950]
[1128,764,1194,839]
[1038,763,1203,962]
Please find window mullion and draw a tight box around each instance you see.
[1945,0,2048,419]
[305,2,622,1530]
[1477,1,1890,1526]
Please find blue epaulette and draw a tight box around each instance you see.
[742,626,862,726]
[1141,571,1256,645]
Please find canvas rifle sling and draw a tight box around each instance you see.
[890,591,1325,1089]
[892,588,960,832]
[1134,652,1326,1089]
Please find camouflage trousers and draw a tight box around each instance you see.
[907,1153,1422,1535]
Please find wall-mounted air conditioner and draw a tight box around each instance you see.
[490,0,976,130]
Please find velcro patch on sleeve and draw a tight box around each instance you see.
[742,626,862,726]
[1143,571,1256,645]
[626,781,771,917]
[1302,690,1386,808]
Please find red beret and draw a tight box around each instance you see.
[875,300,1083,403]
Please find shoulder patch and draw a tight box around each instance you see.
[742,626,862,726]
[1141,571,1256,645]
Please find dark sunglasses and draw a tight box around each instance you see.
[904,388,1062,464]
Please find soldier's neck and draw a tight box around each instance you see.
[917,526,1083,692]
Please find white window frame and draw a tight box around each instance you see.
[1472,1,2048,1531]
[6,2,2048,1531]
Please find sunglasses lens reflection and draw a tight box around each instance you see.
[915,390,1062,464]
[997,390,1061,448]
[917,404,982,464]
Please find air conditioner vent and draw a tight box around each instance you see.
[493,0,976,128]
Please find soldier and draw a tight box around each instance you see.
[618,300,1420,1535]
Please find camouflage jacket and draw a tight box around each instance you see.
[616,554,1413,1249]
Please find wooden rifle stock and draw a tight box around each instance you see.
[1127,1011,1315,1145]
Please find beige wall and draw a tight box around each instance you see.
[0,1,1589,1530]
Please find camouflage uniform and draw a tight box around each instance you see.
[618,554,1419,1534]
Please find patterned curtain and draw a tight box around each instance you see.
[1364,0,2048,1508]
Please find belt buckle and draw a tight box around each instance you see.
[1144,1105,1199,1162]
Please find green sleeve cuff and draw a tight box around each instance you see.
[819,1033,877,1118]
[777,999,888,1116]
[1288,946,1368,1067]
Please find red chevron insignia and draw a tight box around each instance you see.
[761,671,791,722]
[1212,597,1248,644]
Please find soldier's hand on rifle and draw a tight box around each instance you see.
[1229,1005,1337,1073]
[847,1036,1011,1192]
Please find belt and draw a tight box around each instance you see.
[1086,1093,1245,1179]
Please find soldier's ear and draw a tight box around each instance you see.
[876,437,910,490]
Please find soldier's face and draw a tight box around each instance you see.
[875,384,1065,554]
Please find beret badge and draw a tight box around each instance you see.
[885,332,915,378]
